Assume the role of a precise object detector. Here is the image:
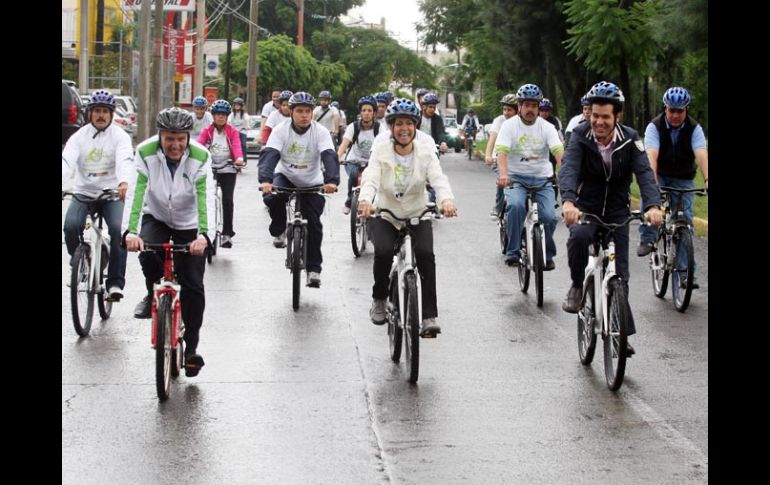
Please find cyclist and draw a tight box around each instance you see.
[228,97,250,164]
[338,95,380,215]
[538,97,565,198]
[62,89,133,302]
[485,94,518,217]
[415,87,430,107]
[258,92,340,287]
[418,92,448,154]
[190,95,213,139]
[559,81,663,355]
[261,89,293,144]
[459,108,480,152]
[122,107,214,377]
[564,95,591,148]
[636,86,708,289]
[197,99,245,248]
[357,98,458,337]
[374,92,389,131]
[260,88,282,125]
[332,100,347,145]
[312,90,340,147]
[495,83,562,269]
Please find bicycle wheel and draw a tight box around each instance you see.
[532,225,544,307]
[603,278,629,391]
[387,274,403,362]
[171,306,184,379]
[650,227,669,298]
[577,277,597,365]
[518,228,530,292]
[403,273,420,383]
[671,227,695,312]
[71,245,95,337]
[291,225,302,311]
[350,190,366,257]
[498,210,508,255]
[467,139,473,160]
[156,294,173,401]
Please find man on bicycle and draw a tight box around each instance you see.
[122,107,214,378]
[460,108,480,152]
[190,95,213,139]
[495,83,563,269]
[485,94,519,217]
[418,93,449,155]
[62,89,133,302]
[637,86,708,288]
[258,92,340,288]
[559,82,663,353]
[338,95,380,215]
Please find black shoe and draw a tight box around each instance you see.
[561,286,582,314]
[626,343,635,357]
[680,278,700,290]
[544,260,556,271]
[134,295,152,319]
[505,255,520,266]
[184,353,205,377]
[637,242,655,257]
[220,235,233,248]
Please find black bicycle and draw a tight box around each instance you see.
[342,160,370,257]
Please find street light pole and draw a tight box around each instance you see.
[246,0,260,114]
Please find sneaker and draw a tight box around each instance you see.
[107,286,123,301]
[369,299,387,325]
[307,271,321,288]
[561,286,583,314]
[342,206,351,215]
[544,260,556,271]
[134,294,152,319]
[626,343,636,357]
[680,277,700,290]
[420,318,442,338]
[184,353,205,377]
[636,241,655,257]
[273,231,287,248]
[489,207,498,219]
[505,255,520,266]
[220,235,233,248]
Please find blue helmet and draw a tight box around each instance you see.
[580,95,590,107]
[516,83,544,102]
[211,99,232,114]
[88,89,116,112]
[422,93,439,105]
[374,92,389,104]
[586,81,625,105]
[357,95,377,110]
[539,98,553,110]
[289,91,316,109]
[278,90,294,101]
[415,88,430,98]
[318,90,331,99]
[385,98,421,123]
[383,91,394,103]
[232,97,244,105]
[663,86,691,109]
[192,96,208,107]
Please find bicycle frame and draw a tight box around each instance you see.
[392,227,423,331]
[283,191,309,271]
[512,181,549,269]
[149,244,183,351]
[582,237,618,339]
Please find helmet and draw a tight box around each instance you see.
[539,98,553,110]
[156,107,194,132]
[210,99,232,114]
[232,97,244,105]
[383,91,394,103]
[515,83,543,102]
[415,88,430,98]
[662,86,691,109]
[374,92,389,104]
[385,98,421,123]
[289,91,316,109]
[318,90,331,99]
[422,93,439,105]
[467,108,475,114]
[88,89,116,112]
[586,81,625,105]
[357,95,377,110]
[192,96,208,107]
[278,90,294,101]
[499,94,518,107]
[331,101,339,108]
[580,95,590,107]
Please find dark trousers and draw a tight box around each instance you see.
[263,174,326,273]
[138,215,206,354]
[213,171,237,237]
[369,218,438,319]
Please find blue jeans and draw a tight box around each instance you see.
[504,175,557,261]
[63,197,127,290]
[639,175,695,272]
[491,162,505,214]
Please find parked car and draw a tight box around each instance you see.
[62,81,85,145]
[245,117,262,156]
[112,106,137,137]
[114,96,138,124]
[443,117,463,153]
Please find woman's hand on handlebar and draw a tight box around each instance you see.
[441,199,458,218]
[357,201,374,219]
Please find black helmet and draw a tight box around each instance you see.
[156,107,194,132]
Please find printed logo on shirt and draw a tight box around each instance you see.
[393,163,414,194]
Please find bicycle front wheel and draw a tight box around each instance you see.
[388,274,403,363]
[96,245,112,320]
[577,277,597,365]
[155,294,173,401]
[604,278,629,391]
[404,273,420,383]
[671,227,695,312]
[291,225,302,311]
[650,227,669,298]
[71,245,95,337]
[532,225,544,307]
[498,210,508,255]
[518,228,530,292]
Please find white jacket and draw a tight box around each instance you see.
[122,136,215,240]
[61,123,133,197]
[359,138,454,227]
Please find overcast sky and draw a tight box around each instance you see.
[341,0,425,49]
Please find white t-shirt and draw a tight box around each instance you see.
[490,114,508,134]
[228,111,250,131]
[209,129,232,168]
[393,152,415,196]
[191,111,213,139]
[419,116,433,135]
[565,113,588,134]
[373,128,438,154]
[495,116,564,178]
[312,105,339,133]
[342,122,377,161]
[265,120,335,186]
[265,109,289,129]
[261,101,278,118]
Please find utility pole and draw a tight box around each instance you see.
[138,0,152,140]
[223,0,234,100]
[96,0,105,56]
[246,0,260,115]
[152,0,164,116]
[296,0,304,46]
[78,0,89,93]
[195,0,206,97]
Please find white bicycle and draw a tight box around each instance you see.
[206,169,225,264]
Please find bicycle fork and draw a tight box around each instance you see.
[395,235,423,329]
[525,198,546,268]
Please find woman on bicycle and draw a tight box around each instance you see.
[337,95,380,215]
[228,97,250,162]
[197,99,244,248]
[357,98,458,338]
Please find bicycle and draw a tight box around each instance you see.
[512,179,553,307]
[376,205,438,384]
[462,127,476,160]
[206,169,224,264]
[576,211,644,391]
[342,160,370,257]
[649,187,708,312]
[271,185,327,311]
[63,189,119,337]
[142,242,188,401]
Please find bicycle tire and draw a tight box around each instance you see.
[404,273,420,383]
[388,274,403,363]
[651,226,669,298]
[96,241,112,320]
[577,277,598,365]
[467,139,473,160]
[156,294,173,401]
[671,227,695,312]
[498,210,508,255]
[350,191,365,257]
[518,228,530,292]
[532,225,544,307]
[71,245,95,337]
[604,278,629,391]
[171,304,184,379]
[292,225,302,311]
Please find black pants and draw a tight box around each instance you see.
[370,218,438,320]
[263,174,326,273]
[214,171,237,237]
[138,215,206,354]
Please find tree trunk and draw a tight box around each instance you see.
[619,59,634,130]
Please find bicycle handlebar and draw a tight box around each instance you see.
[374,205,438,222]
[62,188,119,203]
[271,185,333,195]
[507,179,556,191]
[659,186,708,196]
[141,242,191,253]
[579,211,644,229]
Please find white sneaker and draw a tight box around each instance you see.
[306,271,321,288]
[107,286,123,301]
[369,299,387,325]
